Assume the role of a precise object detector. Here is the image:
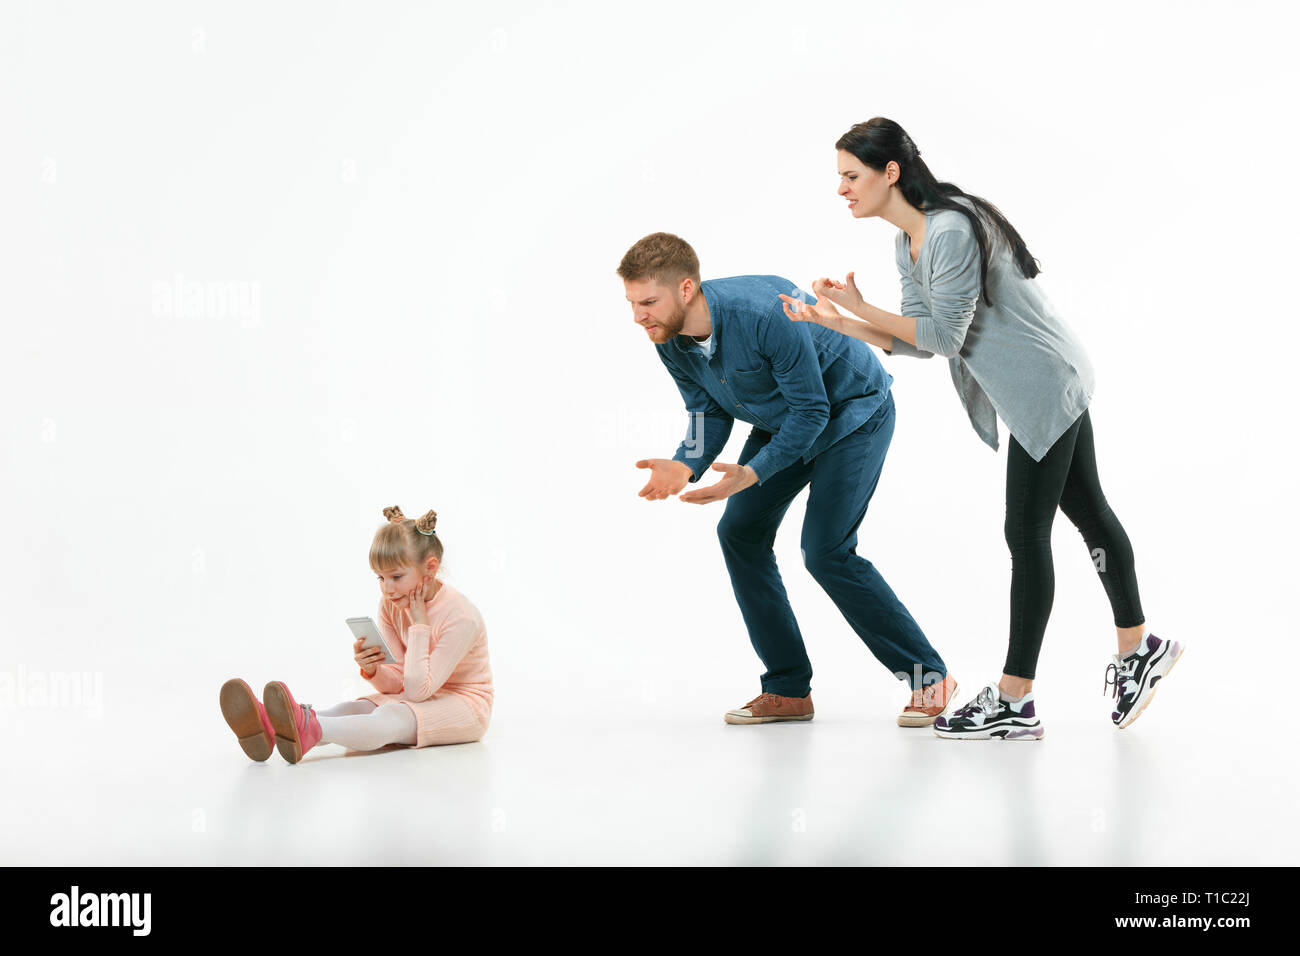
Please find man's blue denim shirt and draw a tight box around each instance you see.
[656,275,894,485]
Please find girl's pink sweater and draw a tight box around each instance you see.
[363,580,492,723]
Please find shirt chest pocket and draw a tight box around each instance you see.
[729,365,779,402]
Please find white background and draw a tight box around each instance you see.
[2,0,1297,864]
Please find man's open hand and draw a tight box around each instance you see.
[679,462,758,504]
[635,458,694,501]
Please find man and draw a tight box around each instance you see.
[618,231,958,726]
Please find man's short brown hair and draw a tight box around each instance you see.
[616,232,701,289]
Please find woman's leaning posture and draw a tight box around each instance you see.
[781,117,1184,740]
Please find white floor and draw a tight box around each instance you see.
[4,664,1292,866]
[4,0,1298,871]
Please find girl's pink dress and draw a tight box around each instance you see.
[356,580,493,747]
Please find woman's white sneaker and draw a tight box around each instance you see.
[933,683,1044,740]
[1106,632,1185,729]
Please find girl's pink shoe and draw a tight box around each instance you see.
[219,678,277,762]
[262,681,323,764]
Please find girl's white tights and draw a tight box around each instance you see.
[315,700,417,750]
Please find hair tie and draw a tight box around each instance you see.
[417,527,437,536]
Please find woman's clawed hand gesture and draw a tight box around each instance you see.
[780,276,854,330]
[812,273,865,313]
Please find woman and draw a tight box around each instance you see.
[779,117,1183,740]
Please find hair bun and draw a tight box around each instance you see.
[383,505,406,522]
[414,509,438,534]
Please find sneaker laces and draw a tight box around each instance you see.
[975,685,1000,717]
[1103,657,1137,700]
[954,684,1000,718]
[743,692,779,710]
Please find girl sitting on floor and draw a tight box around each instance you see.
[219,505,493,763]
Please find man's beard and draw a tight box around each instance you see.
[659,298,688,338]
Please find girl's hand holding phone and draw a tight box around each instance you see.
[354,636,384,677]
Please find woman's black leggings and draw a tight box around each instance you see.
[1004,408,1144,679]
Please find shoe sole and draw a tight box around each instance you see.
[1116,641,1185,730]
[723,713,814,725]
[934,723,1044,741]
[898,681,959,727]
[262,681,303,764]
[219,678,273,762]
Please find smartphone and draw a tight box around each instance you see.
[346,616,397,666]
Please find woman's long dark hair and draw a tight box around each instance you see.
[836,117,1039,307]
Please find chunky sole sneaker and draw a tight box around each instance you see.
[219,678,276,761]
[724,691,814,725]
[899,674,959,727]
[933,683,1044,740]
[1106,632,1185,729]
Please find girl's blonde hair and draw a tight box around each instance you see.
[370,505,444,575]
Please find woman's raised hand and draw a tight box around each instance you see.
[779,292,826,324]
[812,273,865,313]
[780,281,842,327]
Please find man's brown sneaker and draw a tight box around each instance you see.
[898,674,958,727]
[724,691,814,725]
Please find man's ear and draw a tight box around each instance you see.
[679,276,696,302]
